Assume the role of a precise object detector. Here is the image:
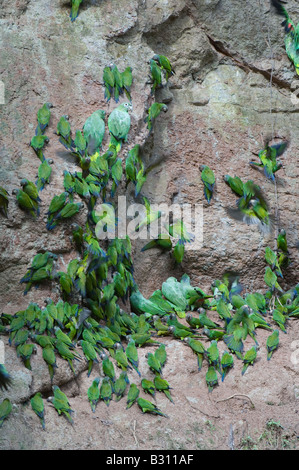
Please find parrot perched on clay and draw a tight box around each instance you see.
[30,392,45,430]
[0,186,9,217]
[266,329,280,360]
[70,0,83,22]
[241,346,258,375]
[145,102,168,132]
[108,103,132,152]
[87,378,101,413]
[83,110,106,156]
[126,383,139,409]
[36,102,53,136]
[271,0,299,75]
[137,397,168,417]
[0,398,12,428]
[200,165,215,203]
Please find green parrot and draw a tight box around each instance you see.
[63,170,75,197]
[55,339,81,375]
[103,65,116,102]
[73,129,87,157]
[135,196,163,232]
[47,192,70,224]
[115,349,132,372]
[154,376,174,403]
[272,308,288,333]
[165,218,195,244]
[42,344,57,382]
[0,186,9,217]
[20,179,41,204]
[83,110,106,156]
[47,394,74,425]
[110,158,123,198]
[205,366,218,392]
[87,377,101,412]
[111,64,124,103]
[137,397,168,417]
[207,340,221,373]
[0,364,12,391]
[149,59,163,94]
[13,188,39,218]
[36,158,53,192]
[70,0,83,22]
[266,329,280,360]
[30,134,49,162]
[277,228,288,253]
[31,392,45,430]
[11,328,29,347]
[16,343,37,370]
[223,174,244,197]
[173,240,185,264]
[100,354,116,384]
[141,378,156,398]
[197,309,222,329]
[250,140,288,181]
[108,102,132,152]
[122,66,133,101]
[56,115,72,149]
[36,102,53,135]
[146,351,162,376]
[152,54,175,80]
[114,371,129,402]
[54,326,75,348]
[265,246,283,278]
[47,202,81,230]
[271,0,299,74]
[145,102,168,132]
[264,266,283,293]
[100,377,113,406]
[154,344,167,368]
[200,165,215,203]
[241,346,258,375]
[0,398,12,428]
[126,383,140,409]
[223,332,244,359]
[220,351,234,382]
[125,339,141,377]
[78,340,99,376]
[226,179,272,234]
[141,233,172,252]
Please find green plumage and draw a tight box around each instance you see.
[137,397,168,417]
[31,392,45,430]
[200,165,215,203]
[0,398,12,428]
[88,378,101,412]
[126,383,139,409]
[83,110,106,156]
[0,186,9,217]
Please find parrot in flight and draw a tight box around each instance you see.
[271,0,299,74]
[0,364,12,391]
[225,178,273,234]
[250,139,288,181]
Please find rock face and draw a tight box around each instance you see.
[0,0,299,450]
